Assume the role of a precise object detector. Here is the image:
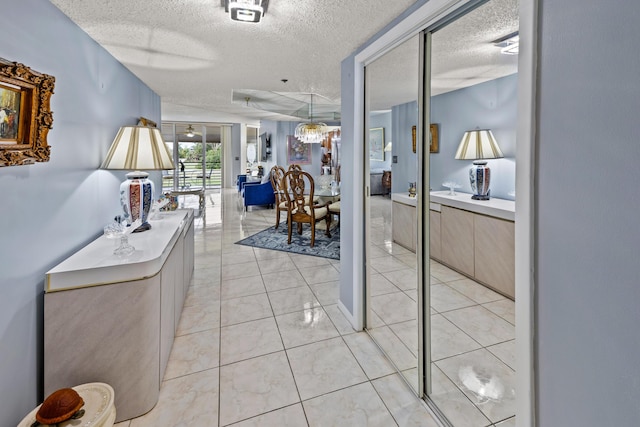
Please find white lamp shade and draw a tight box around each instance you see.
[454,129,504,160]
[101,126,175,170]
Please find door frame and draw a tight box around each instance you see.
[347,0,537,425]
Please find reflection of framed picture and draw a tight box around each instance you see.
[430,123,439,153]
[412,126,416,153]
[0,58,55,167]
[287,135,312,165]
[369,127,384,161]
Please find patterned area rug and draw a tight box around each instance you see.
[236,223,340,260]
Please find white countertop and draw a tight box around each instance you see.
[391,193,417,207]
[391,191,515,220]
[46,210,193,292]
[429,191,515,221]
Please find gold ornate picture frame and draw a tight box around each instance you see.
[412,125,416,153]
[430,123,439,153]
[0,58,55,167]
[411,124,439,153]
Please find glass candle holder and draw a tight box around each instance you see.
[114,234,135,256]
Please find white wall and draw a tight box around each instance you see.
[0,1,160,424]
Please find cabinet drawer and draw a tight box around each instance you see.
[392,201,416,252]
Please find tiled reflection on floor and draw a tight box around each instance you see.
[367,195,516,427]
[116,189,439,427]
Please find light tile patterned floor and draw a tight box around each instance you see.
[116,189,440,427]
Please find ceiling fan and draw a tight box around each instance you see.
[184,124,201,138]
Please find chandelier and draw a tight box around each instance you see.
[295,94,328,144]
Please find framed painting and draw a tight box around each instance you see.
[287,135,312,165]
[0,57,55,167]
[0,84,22,142]
[430,123,439,153]
[369,127,384,161]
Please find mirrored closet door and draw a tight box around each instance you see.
[363,0,519,425]
[426,1,519,425]
[364,34,422,395]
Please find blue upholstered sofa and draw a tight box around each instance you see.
[236,174,247,193]
[241,179,275,210]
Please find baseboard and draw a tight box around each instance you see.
[337,300,362,332]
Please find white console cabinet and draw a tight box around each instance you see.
[391,191,515,299]
[430,191,515,299]
[44,210,194,422]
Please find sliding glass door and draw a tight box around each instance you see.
[161,122,223,191]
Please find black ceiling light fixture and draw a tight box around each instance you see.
[223,0,269,23]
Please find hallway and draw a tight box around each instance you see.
[115,189,440,426]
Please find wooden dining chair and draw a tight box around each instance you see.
[283,169,331,247]
[285,164,319,206]
[270,165,287,229]
[328,201,340,224]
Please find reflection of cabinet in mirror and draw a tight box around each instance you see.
[391,193,417,252]
[474,214,515,296]
[440,206,474,276]
[430,191,515,299]
[429,206,441,260]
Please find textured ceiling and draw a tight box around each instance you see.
[368,0,518,111]
[50,0,518,122]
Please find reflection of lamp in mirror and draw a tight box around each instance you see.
[455,129,503,200]
[101,125,175,232]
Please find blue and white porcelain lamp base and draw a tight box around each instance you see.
[469,160,491,200]
[120,171,154,232]
[455,129,503,201]
[101,125,175,232]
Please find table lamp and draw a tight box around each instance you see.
[101,125,175,231]
[454,129,503,200]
